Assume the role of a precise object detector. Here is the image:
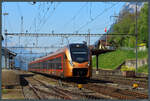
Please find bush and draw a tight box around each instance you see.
[121,65,135,71]
[137,65,148,73]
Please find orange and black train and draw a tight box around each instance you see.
[28,43,92,78]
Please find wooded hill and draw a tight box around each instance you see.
[108,3,148,48]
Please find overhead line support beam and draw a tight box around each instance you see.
[5,33,135,37]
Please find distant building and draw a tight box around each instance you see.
[94,35,113,50]
[2,47,17,69]
[138,43,147,51]
[1,35,17,69]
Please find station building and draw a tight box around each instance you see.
[1,47,17,69]
[1,35,17,69]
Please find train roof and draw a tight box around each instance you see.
[29,43,88,64]
[29,46,67,64]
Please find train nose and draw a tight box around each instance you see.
[73,68,88,77]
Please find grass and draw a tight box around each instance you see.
[92,49,148,70]
[137,65,148,74]
[2,89,8,94]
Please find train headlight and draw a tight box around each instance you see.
[87,62,90,66]
[70,61,74,66]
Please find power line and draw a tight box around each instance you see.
[16,3,23,17]
[62,2,88,29]
[7,46,63,49]
[38,2,61,32]
[15,53,49,54]
[89,2,93,21]
[76,3,119,32]
[37,2,53,32]
[28,2,42,32]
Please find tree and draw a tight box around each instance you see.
[138,3,148,47]
[109,3,148,48]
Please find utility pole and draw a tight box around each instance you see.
[135,2,138,74]
[19,16,23,47]
[5,30,7,69]
[88,29,90,46]
[110,15,119,24]
[3,13,8,69]
[19,16,24,69]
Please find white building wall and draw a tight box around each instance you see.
[2,55,5,68]
[1,55,10,69]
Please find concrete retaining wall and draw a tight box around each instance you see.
[2,69,20,87]
[93,69,122,76]
[125,58,148,68]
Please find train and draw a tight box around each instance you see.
[28,43,92,79]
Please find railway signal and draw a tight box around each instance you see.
[132,83,138,89]
[104,27,107,32]
[78,84,83,90]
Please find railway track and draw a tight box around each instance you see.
[25,77,73,99]
[92,75,148,89]
[24,76,105,100]
[83,83,148,100]
[22,73,148,100]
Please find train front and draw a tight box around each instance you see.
[65,43,92,78]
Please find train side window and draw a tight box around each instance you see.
[43,62,44,69]
[57,57,61,69]
[37,63,39,69]
[49,60,52,69]
[41,63,42,69]
[56,58,58,69]
[49,62,51,69]
[54,58,56,69]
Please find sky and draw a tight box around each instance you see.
[2,2,127,70]
[2,2,126,47]
[2,2,125,33]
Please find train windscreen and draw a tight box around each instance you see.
[70,44,89,63]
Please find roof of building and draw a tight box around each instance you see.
[1,35,4,40]
[2,47,17,56]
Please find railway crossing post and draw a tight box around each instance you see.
[96,54,99,74]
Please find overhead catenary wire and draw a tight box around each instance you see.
[91,2,124,33]
[62,2,88,30]
[6,2,127,57]
[76,3,119,32]
[3,4,14,33]
[89,2,93,21]
[37,2,53,32]
[28,2,42,32]
[38,2,61,32]
[27,2,52,48]
[16,3,23,18]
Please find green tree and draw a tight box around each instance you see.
[138,3,148,47]
[109,3,148,48]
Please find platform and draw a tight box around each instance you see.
[2,69,34,87]
[91,49,115,71]
[91,49,114,55]
[2,69,20,87]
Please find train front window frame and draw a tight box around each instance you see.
[70,44,89,63]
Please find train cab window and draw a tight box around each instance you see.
[64,55,67,59]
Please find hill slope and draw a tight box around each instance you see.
[92,49,148,70]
